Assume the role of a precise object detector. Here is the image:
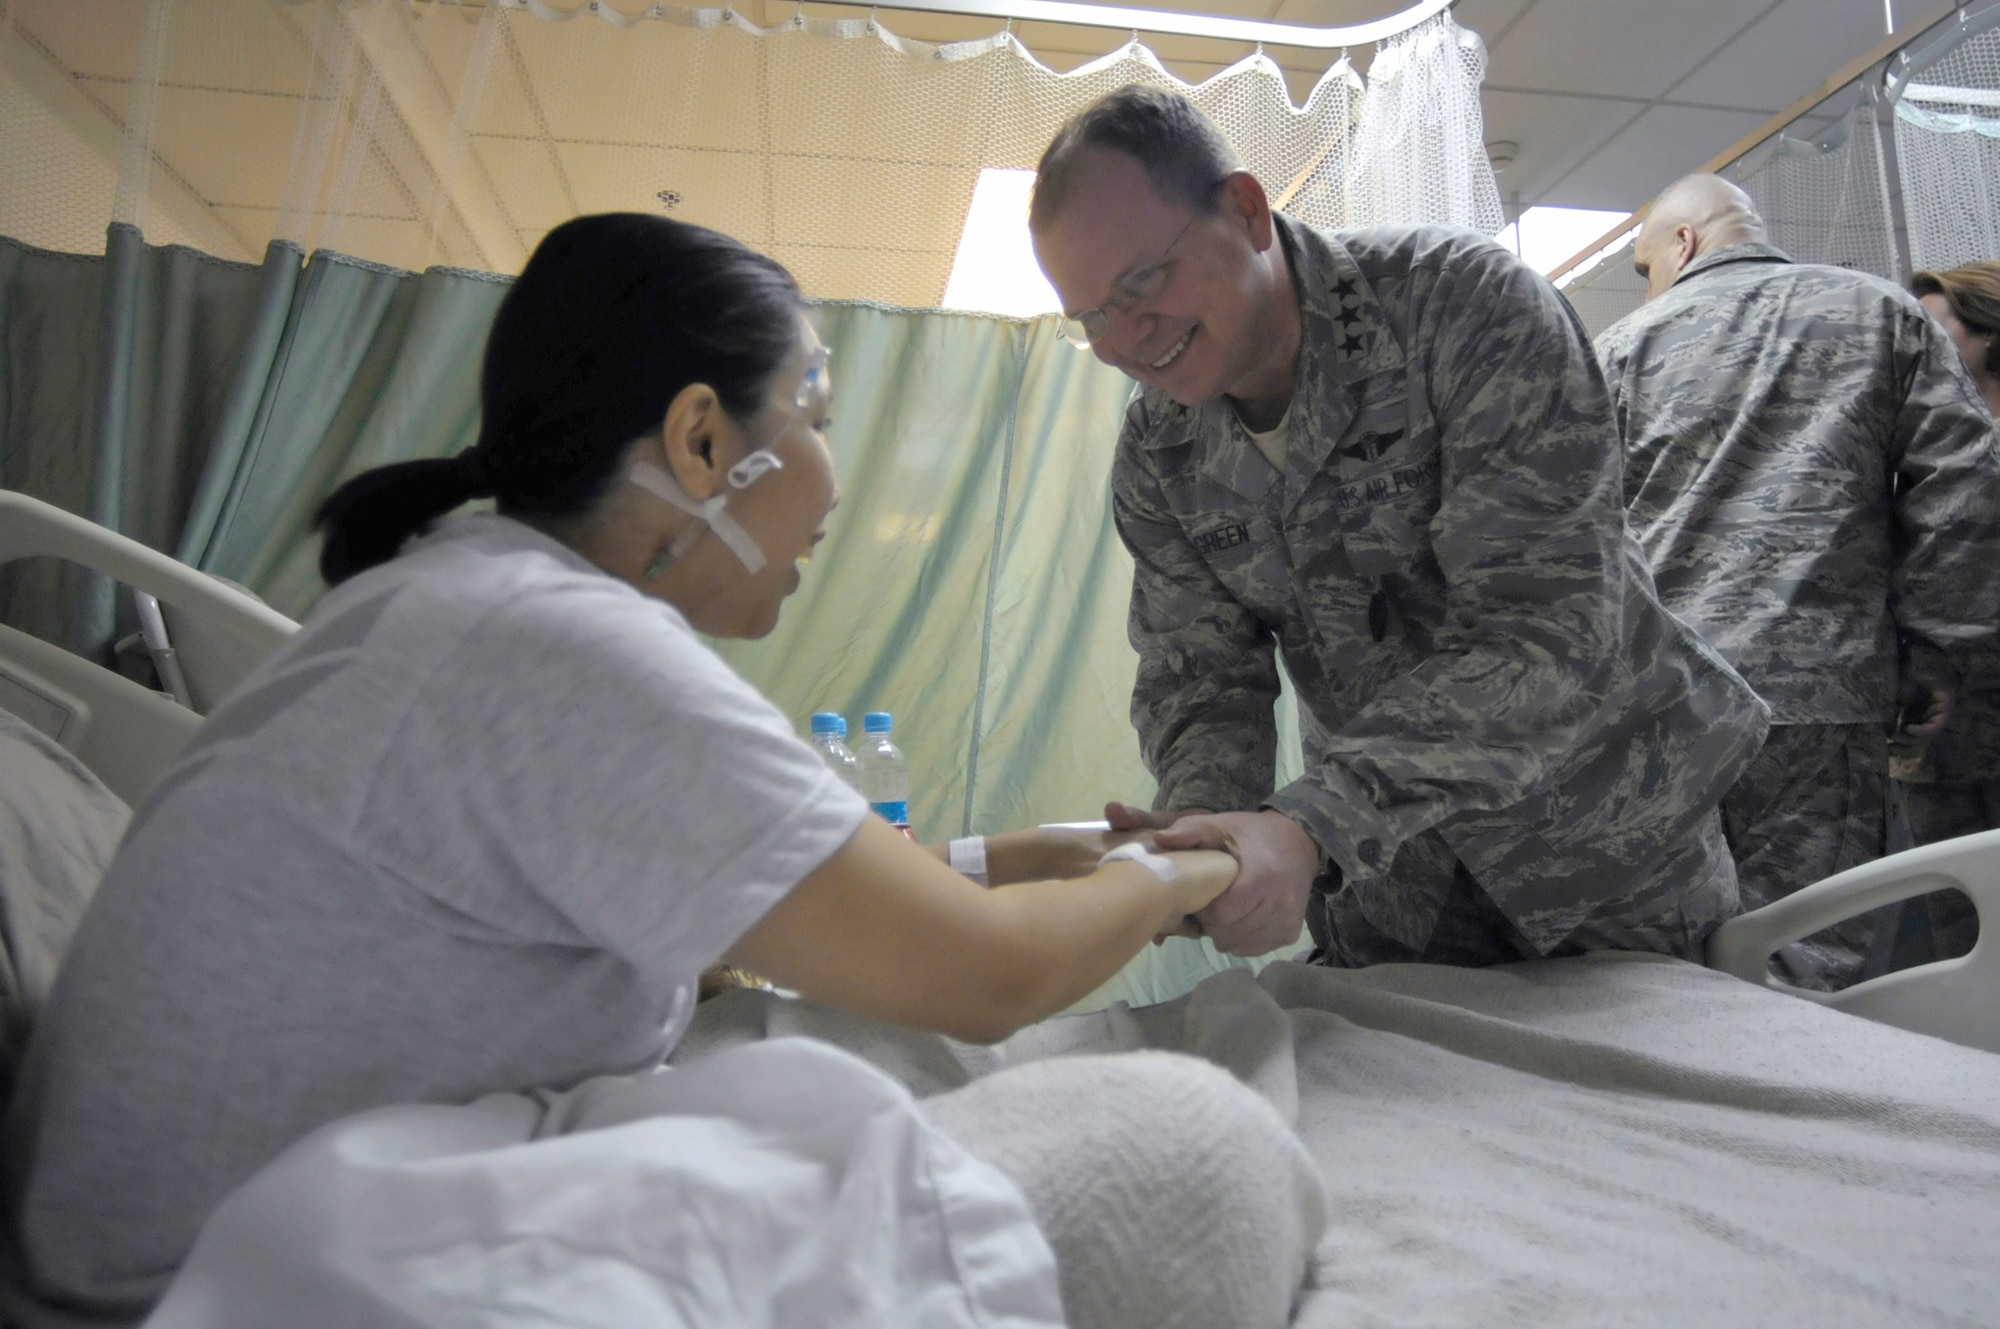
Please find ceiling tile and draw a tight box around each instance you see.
[768,151,974,253]
[16,0,148,81]
[157,0,311,98]
[510,17,768,152]
[468,136,574,233]
[207,205,282,256]
[24,0,311,97]
[554,141,770,249]
[1480,87,1639,208]
[1449,0,1538,47]
[1549,102,1775,209]
[1487,0,1778,100]
[137,87,304,212]
[408,2,494,88]
[461,27,543,141]
[1671,0,1885,112]
[775,240,952,306]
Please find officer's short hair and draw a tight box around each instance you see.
[1030,86,1241,232]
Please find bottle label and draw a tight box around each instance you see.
[870,800,909,829]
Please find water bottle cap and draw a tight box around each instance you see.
[863,711,893,734]
[834,716,848,737]
[809,712,843,735]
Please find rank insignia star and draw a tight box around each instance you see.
[1339,329,1367,359]
[1331,276,1359,307]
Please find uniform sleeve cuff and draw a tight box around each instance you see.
[1261,767,1402,887]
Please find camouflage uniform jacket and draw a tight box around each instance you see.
[1112,217,1770,956]
[1595,242,2000,724]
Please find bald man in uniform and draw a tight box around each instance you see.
[1596,174,2000,989]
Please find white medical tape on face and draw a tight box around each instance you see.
[948,836,989,887]
[727,450,784,489]
[629,458,770,575]
[1097,841,1180,881]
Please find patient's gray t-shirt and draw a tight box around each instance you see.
[3,514,867,1323]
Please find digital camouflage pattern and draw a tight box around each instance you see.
[1595,243,2000,725]
[1112,217,1771,962]
[1717,721,1887,991]
[1900,778,1990,961]
[1910,644,2000,785]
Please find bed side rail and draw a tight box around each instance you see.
[0,490,299,801]
[1708,829,2000,1055]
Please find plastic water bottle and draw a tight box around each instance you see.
[808,712,861,793]
[856,711,911,835]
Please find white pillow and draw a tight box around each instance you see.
[0,706,130,1072]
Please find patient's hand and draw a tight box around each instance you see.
[1104,800,1213,835]
[1153,810,1317,957]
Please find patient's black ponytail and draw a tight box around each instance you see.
[316,213,803,587]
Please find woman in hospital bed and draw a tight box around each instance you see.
[2,213,1326,1329]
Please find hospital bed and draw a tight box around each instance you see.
[2,488,1996,1327]
[0,490,296,805]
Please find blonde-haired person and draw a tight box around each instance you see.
[5,213,1324,1329]
[1903,261,2000,960]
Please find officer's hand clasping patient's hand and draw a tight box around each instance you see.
[1152,809,1319,957]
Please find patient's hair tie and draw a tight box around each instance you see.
[455,448,498,497]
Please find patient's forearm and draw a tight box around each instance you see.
[727,816,1234,1043]
[924,827,1136,887]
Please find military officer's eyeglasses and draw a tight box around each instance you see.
[1059,210,1205,349]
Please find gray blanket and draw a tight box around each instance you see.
[675,952,2000,1327]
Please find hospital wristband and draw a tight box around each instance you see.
[948,836,989,887]
[1097,842,1180,881]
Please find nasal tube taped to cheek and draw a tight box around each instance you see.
[628,459,770,574]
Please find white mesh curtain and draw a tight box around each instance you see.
[1559,86,1905,341]
[0,0,1501,296]
[1894,21,2000,273]
[1734,90,1901,281]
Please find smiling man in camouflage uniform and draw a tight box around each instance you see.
[1029,88,1768,967]
[1596,174,2000,990]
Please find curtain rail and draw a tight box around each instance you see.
[859,0,1454,49]
[474,0,1456,48]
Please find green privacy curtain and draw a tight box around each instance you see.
[0,226,1304,847]
[710,305,1156,837]
[0,226,270,651]
[0,235,107,648]
[0,224,1308,991]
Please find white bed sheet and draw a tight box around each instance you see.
[676,953,2000,1327]
[146,1038,1064,1329]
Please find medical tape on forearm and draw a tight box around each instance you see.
[948,836,989,887]
[1096,842,1180,881]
